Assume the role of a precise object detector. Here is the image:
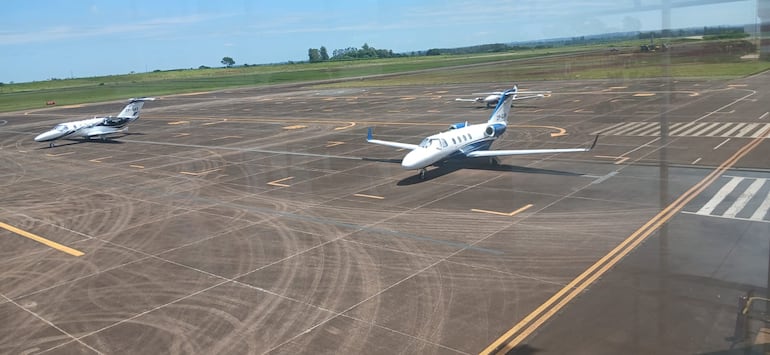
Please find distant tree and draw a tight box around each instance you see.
[425,48,441,56]
[199,65,211,69]
[320,46,329,61]
[221,57,235,67]
[308,48,322,62]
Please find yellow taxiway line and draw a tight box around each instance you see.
[180,168,221,176]
[482,126,770,354]
[471,204,533,217]
[267,176,294,187]
[46,151,75,157]
[353,193,385,200]
[0,221,84,257]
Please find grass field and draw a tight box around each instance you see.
[1,39,768,113]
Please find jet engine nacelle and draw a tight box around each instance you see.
[449,122,468,130]
[484,123,507,138]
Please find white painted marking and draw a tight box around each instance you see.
[723,179,766,218]
[737,123,760,137]
[713,138,731,150]
[751,191,770,220]
[691,158,702,164]
[705,122,735,137]
[679,122,711,136]
[750,124,770,138]
[720,123,746,137]
[759,112,769,120]
[625,122,658,136]
[608,122,648,135]
[669,122,698,135]
[635,124,661,136]
[693,122,722,136]
[697,177,744,215]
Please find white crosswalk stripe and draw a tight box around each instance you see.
[593,122,770,138]
[687,176,770,222]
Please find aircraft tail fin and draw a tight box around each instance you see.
[487,85,517,124]
[117,97,155,121]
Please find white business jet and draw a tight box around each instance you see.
[455,88,550,108]
[34,97,155,147]
[367,85,596,179]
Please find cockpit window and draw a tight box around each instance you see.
[419,138,447,150]
[54,124,68,132]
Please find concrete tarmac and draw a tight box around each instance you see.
[1,73,769,354]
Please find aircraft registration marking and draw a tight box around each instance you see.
[267,176,293,187]
[471,204,533,217]
[0,221,84,257]
[353,193,384,200]
[45,151,75,157]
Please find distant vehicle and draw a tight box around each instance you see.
[34,97,155,147]
[368,85,596,179]
[455,88,550,108]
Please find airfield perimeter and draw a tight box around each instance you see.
[1,72,769,354]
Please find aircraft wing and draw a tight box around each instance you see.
[454,98,483,103]
[82,126,122,137]
[513,94,546,101]
[366,128,419,150]
[466,136,598,157]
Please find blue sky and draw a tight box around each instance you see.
[0,0,759,83]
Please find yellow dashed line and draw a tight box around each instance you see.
[45,151,75,157]
[353,193,384,200]
[267,176,293,187]
[0,221,84,257]
[180,168,221,176]
[283,125,307,130]
[471,204,533,217]
[89,156,112,163]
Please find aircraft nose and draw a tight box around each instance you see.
[401,150,427,170]
[34,130,61,142]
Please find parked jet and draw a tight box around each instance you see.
[34,97,155,147]
[367,86,596,179]
[455,88,550,108]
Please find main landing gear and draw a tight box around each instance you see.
[419,168,427,180]
[48,142,55,148]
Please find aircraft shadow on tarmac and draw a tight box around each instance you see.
[35,133,148,149]
[394,159,584,186]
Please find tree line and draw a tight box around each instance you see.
[308,43,403,62]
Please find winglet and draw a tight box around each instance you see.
[588,135,599,151]
[367,127,373,141]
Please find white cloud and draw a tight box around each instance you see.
[0,13,234,45]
